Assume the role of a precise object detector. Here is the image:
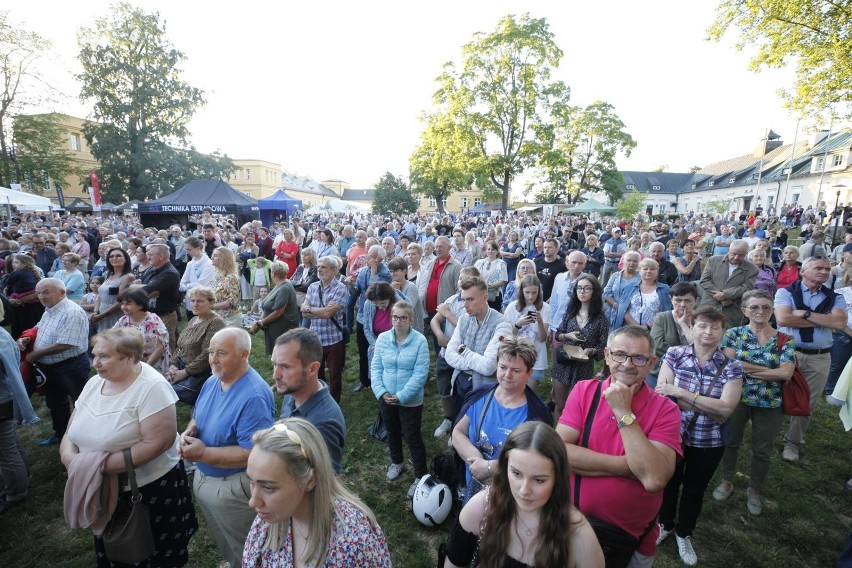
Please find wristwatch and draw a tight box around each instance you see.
[803,310,812,319]
[617,413,637,429]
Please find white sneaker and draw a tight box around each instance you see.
[434,418,452,438]
[676,535,698,566]
[656,523,673,546]
[782,444,800,462]
[386,462,405,481]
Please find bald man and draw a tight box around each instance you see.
[180,328,274,568]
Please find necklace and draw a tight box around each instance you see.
[516,515,537,537]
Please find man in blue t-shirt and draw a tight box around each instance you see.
[180,328,275,568]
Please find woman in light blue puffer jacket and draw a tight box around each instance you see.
[370,300,430,487]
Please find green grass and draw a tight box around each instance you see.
[2,326,852,567]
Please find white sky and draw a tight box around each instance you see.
[10,1,834,194]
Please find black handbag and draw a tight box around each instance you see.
[171,358,208,405]
[102,448,156,564]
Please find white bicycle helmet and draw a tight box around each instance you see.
[411,474,452,527]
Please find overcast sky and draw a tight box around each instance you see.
[11,0,840,193]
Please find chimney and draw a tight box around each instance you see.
[809,129,830,148]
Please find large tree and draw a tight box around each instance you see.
[435,14,565,213]
[409,112,481,214]
[534,99,635,205]
[12,114,79,194]
[709,0,852,121]
[0,10,57,188]
[77,3,228,202]
[371,172,418,216]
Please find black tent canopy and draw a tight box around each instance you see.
[138,180,259,229]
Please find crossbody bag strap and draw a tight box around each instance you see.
[318,282,345,332]
[122,448,142,503]
[684,355,730,435]
[573,380,603,507]
[474,388,497,445]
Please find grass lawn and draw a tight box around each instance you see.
[2,311,852,567]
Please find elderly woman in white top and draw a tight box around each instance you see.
[60,328,197,566]
[474,241,508,311]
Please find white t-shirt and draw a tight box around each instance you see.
[504,301,552,371]
[68,363,179,487]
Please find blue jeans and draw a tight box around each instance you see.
[826,332,852,395]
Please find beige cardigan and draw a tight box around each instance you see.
[64,450,118,536]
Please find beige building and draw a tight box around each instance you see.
[227,159,283,199]
[19,113,96,206]
[416,187,488,214]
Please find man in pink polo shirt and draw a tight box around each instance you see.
[557,326,681,567]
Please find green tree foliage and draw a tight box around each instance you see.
[702,197,732,216]
[435,14,565,213]
[709,0,852,121]
[77,3,233,202]
[371,172,418,216]
[616,189,647,220]
[534,99,635,205]
[12,114,79,194]
[409,112,480,214]
[0,11,56,187]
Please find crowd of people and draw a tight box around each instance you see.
[1,203,851,567]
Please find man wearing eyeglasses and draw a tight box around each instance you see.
[179,328,274,568]
[28,233,57,275]
[775,256,846,462]
[557,326,682,566]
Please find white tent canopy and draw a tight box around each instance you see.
[0,186,53,211]
[305,199,371,214]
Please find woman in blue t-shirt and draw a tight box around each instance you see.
[450,337,552,504]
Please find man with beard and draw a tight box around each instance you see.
[273,328,346,474]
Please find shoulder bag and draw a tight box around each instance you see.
[574,382,654,568]
[776,332,811,416]
[681,357,729,453]
[102,448,156,564]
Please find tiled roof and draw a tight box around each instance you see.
[280,175,338,197]
[625,131,852,196]
[341,189,375,201]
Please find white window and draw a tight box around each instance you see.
[231,172,238,180]
[728,177,736,184]
[792,193,800,203]
[626,184,636,190]
[245,169,252,180]
[70,134,80,151]
[244,191,252,197]
[834,154,843,167]
[474,197,482,207]
[816,157,824,172]
[708,181,715,187]
[460,197,468,208]
[658,203,667,213]
[429,197,436,208]
[767,196,774,206]
[652,185,661,191]
[691,183,697,189]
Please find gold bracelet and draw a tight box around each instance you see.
[692,392,699,407]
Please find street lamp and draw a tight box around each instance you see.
[831,183,847,244]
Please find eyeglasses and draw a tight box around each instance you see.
[745,305,772,312]
[608,351,651,367]
[519,265,534,271]
[576,286,593,293]
[392,315,409,321]
[108,255,124,259]
[272,423,308,459]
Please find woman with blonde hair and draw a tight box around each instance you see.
[502,258,537,310]
[210,246,242,327]
[243,418,392,566]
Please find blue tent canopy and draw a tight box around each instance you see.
[258,189,303,226]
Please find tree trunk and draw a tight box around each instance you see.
[501,169,512,215]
